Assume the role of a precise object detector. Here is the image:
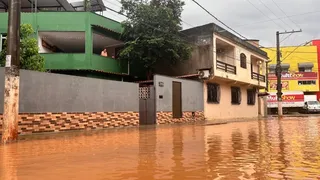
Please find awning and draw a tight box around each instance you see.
[298,62,314,68]
[269,63,290,70]
[269,64,276,69]
[281,63,290,69]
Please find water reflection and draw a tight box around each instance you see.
[1,143,18,180]
[1,118,320,179]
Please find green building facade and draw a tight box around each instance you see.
[0,11,130,80]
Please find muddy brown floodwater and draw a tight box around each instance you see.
[2,117,320,180]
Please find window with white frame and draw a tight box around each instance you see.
[0,34,6,53]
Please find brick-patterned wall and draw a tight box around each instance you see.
[157,111,204,124]
[0,112,139,135]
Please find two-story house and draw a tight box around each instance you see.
[0,0,129,81]
[155,23,268,120]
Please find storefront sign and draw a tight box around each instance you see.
[268,72,318,80]
[267,94,304,102]
[269,81,289,90]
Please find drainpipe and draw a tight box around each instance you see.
[258,61,262,116]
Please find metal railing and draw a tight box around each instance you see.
[251,72,266,82]
[216,60,236,74]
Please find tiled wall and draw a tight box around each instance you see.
[0,112,139,135]
[157,111,205,124]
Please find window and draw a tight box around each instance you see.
[298,81,316,85]
[247,89,256,105]
[268,64,276,74]
[240,53,247,69]
[281,68,289,73]
[231,86,241,105]
[269,69,276,74]
[0,34,6,52]
[298,63,313,72]
[299,67,312,72]
[207,83,220,103]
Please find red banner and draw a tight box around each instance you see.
[268,72,318,80]
[267,94,304,102]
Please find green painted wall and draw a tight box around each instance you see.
[42,53,128,74]
[43,53,88,69]
[91,54,128,74]
[0,12,129,76]
[89,13,123,34]
[0,12,123,33]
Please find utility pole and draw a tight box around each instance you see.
[276,29,302,118]
[2,0,21,143]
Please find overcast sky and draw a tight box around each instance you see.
[97,0,320,47]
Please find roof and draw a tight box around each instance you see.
[135,74,200,83]
[70,0,106,12]
[181,23,268,58]
[0,0,106,12]
[49,69,130,76]
[0,0,75,11]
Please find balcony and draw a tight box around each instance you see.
[42,53,128,74]
[216,60,236,74]
[251,72,266,82]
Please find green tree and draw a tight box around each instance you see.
[0,24,45,72]
[119,0,192,77]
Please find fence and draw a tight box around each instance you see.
[0,68,139,113]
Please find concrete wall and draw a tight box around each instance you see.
[204,81,259,120]
[0,68,139,113]
[154,74,204,112]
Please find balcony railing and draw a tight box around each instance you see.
[251,72,266,82]
[216,60,236,74]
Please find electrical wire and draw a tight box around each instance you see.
[244,0,286,31]
[234,10,320,28]
[190,0,247,39]
[270,0,301,29]
[280,33,293,44]
[257,0,293,30]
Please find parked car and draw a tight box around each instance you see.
[302,101,320,113]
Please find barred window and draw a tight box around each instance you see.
[207,83,220,103]
[231,86,241,105]
[247,89,256,105]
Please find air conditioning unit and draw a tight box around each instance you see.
[198,69,211,79]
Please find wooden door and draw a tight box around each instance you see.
[172,81,182,118]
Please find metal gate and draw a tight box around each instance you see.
[139,86,156,125]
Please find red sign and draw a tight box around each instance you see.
[268,72,318,80]
[267,94,304,102]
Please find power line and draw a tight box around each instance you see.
[270,0,301,29]
[257,0,293,30]
[281,41,311,62]
[280,33,293,43]
[234,10,320,28]
[190,0,247,39]
[245,0,286,30]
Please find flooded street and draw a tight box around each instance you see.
[2,117,320,180]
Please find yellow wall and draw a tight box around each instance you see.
[262,46,319,92]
